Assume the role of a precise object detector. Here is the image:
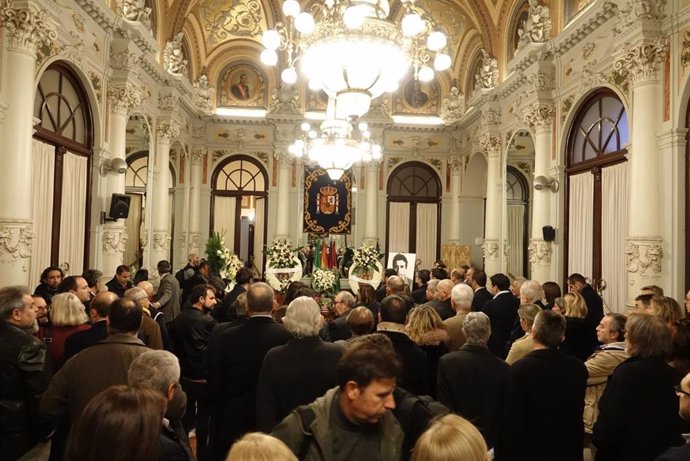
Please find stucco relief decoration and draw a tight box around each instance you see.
[192,124,207,140]
[681,30,690,69]
[517,0,551,49]
[218,63,266,108]
[152,232,171,251]
[394,77,439,114]
[616,0,666,31]
[63,31,84,63]
[367,94,391,119]
[107,84,142,115]
[157,120,180,143]
[479,108,501,130]
[613,38,667,85]
[0,0,57,53]
[474,49,499,92]
[193,75,215,114]
[199,0,263,44]
[441,86,465,123]
[625,239,662,275]
[158,93,179,113]
[109,47,139,73]
[102,230,128,255]
[268,84,301,115]
[0,223,33,263]
[163,33,188,76]
[448,156,463,172]
[528,239,552,264]
[523,103,554,129]
[479,134,501,159]
[119,0,152,29]
[482,240,499,260]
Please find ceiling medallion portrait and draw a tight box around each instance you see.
[217,63,267,108]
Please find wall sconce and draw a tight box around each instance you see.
[99,157,127,176]
[533,175,559,192]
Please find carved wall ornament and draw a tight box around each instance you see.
[109,47,139,73]
[0,1,57,54]
[0,222,33,261]
[64,31,85,63]
[528,239,552,265]
[152,231,171,251]
[158,93,179,112]
[448,137,463,153]
[119,0,152,29]
[367,94,391,119]
[523,103,555,129]
[625,238,662,275]
[614,38,667,85]
[107,84,142,115]
[191,146,207,161]
[199,0,264,45]
[193,74,215,114]
[479,108,501,129]
[517,0,551,50]
[682,30,690,69]
[188,232,201,253]
[441,86,466,123]
[583,42,596,60]
[268,84,301,115]
[482,239,499,260]
[528,70,553,93]
[448,156,464,172]
[156,120,180,143]
[163,32,188,76]
[192,124,207,140]
[479,135,501,158]
[102,229,128,255]
[616,0,666,31]
[474,49,499,92]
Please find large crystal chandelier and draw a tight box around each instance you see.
[261,0,451,119]
[288,98,382,180]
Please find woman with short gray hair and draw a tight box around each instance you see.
[256,296,344,432]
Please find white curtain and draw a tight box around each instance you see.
[58,152,87,275]
[415,203,437,270]
[30,139,55,286]
[253,197,265,273]
[214,196,236,243]
[601,163,629,313]
[388,202,410,253]
[568,172,594,277]
[124,194,142,267]
[507,205,525,278]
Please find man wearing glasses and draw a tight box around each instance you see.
[657,373,690,460]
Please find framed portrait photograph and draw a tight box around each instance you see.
[386,252,416,288]
[217,63,267,108]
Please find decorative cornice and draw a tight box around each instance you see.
[614,37,667,85]
[625,237,662,275]
[0,1,57,54]
[552,1,617,56]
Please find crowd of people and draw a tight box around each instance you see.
[1,255,689,461]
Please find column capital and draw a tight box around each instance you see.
[523,103,555,130]
[0,218,33,261]
[102,228,128,256]
[152,231,171,251]
[107,83,142,116]
[479,134,502,159]
[274,151,292,168]
[625,236,662,276]
[448,156,464,173]
[528,239,552,265]
[156,119,180,144]
[616,0,666,31]
[0,1,57,54]
[365,161,380,173]
[614,37,667,85]
[191,146,206,162]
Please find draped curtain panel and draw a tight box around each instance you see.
[415,203,437,270]
[214,196,236,248]
[123,194,142,268]
[507,205,525,278]
[568,173,594,278]
[30,139,55,286]
[58,152,87,275]
[253,197,265,273]
[388,202,410,253]
[601,163,629,313]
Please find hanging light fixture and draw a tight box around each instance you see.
[261,0,451,119]
[289,98,383,180]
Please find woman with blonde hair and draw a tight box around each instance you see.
[226,433,297,461]
[505,304,542,364]
[651,295,685,326]
[407,305,449,397]
[560,291,592,361]
[41,292,89,370]
[411,414,488,461]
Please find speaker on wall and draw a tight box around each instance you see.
[542,225,556,242]
[108,193,131,219]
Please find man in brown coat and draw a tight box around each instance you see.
[125,287,164,350]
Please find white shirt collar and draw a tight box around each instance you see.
[493,290,511,299]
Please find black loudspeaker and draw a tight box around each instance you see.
[108,194,131,219]
[542,225,556,242]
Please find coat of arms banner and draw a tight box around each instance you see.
[303,167,352,234]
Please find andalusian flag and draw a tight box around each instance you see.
[313,240,322,269]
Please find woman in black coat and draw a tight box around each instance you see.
[593,314,686,461]
[560,292,594,361]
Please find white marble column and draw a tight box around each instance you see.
[0,3,56,285]
[188,147,204,257]
[273,152,292,240]
[480,134,503,276]
[149,119,179,265]
[524,103,555,283]
[615,39,666,303]
[362,161,379,245]
[448,157,463,244]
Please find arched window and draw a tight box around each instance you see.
[506,166,529,277]
[31,62,93,283]
[565,89,629,312]
[386,161,441,270]
[211,155,268,272]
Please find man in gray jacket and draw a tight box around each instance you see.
[272,333,404,461]
[152,260,181,326]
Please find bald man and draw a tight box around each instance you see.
[427,279,455,320]
[63,291,118,360]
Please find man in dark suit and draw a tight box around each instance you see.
[427,279,455,320]
[153,260,181,327]
[481,273,520,359]
[105,265,133,297]
[63,291,118,360]
[375,269,397,302]
[209,282,290,459]
[437,311,509,450]
[469,270,492,311]
[320,291,355,342]
[411,269,431,304]
[501,310,587,461]
[376,295,431,396]
[568,273,604,350]
[213,267,252,322]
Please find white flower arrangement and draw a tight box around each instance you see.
[350,244,382,276]
[264,239,299,269]
[311,269,337,294]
